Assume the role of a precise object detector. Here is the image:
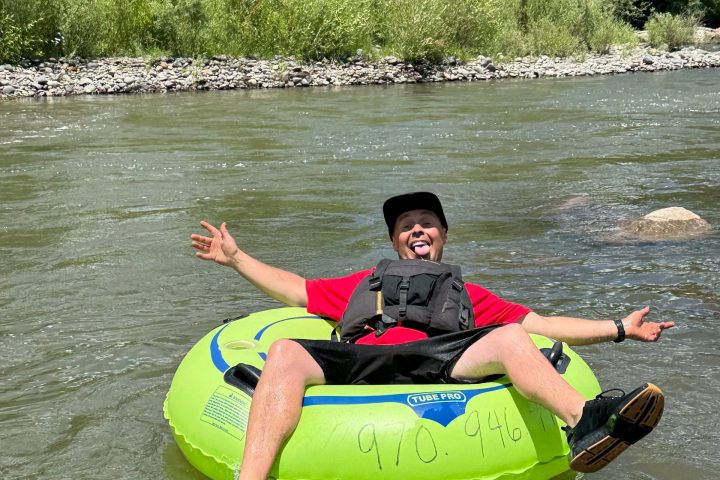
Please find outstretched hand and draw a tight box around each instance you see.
[623,306,675,342]
[191,221,240,268]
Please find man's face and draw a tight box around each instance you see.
[391,209,447,261]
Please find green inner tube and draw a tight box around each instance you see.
[164,307,601,480]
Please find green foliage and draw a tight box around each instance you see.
[586,1,640,52]
[521,0,586,57]
[526,17,583,57]
[611,0,720,27]
[0,0,62,62]
[696,0,720,26]
[516,0,638,56]
[149,0,209,57]
[60,0,155,57]
[588,15,638,53]
[168,0,375,60]
[612,0,653,27]
[370,0,524,61]
[0,14,38,63]
[2,0,713,64]
[443,0,518,56]
[378,0,450,62]
[645,11,698,49]
[261,0,374,59]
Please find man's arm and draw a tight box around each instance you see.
[191,221,308,307]
[518,306,675,346]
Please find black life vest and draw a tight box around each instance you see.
[339,259,474,342]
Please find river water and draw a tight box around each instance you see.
[1,69,718,480]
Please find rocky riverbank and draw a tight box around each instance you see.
[2,43,720,99]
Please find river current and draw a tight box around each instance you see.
[1,68,719,479]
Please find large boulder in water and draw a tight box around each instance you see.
[617,207,710,241]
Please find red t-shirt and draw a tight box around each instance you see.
[305,268,531,345]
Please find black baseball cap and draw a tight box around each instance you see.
[383,192,448,237]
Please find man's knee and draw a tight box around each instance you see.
[496,322,528,338]
[264,339,323,382]
[485,323,534,353]
[266,339,305,367]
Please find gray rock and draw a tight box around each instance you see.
[2,85,16,95]
[616,207,711,241]
[478,57,492,68]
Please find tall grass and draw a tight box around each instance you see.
[0,0,648,63]
[645,12,698,50]
[60,0,156,56]
[521,0,637,57]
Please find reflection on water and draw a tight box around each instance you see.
[1,69,718,480]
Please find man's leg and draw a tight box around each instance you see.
[450,323,586,426]
[238,339,325,480]
[451,323,664,473]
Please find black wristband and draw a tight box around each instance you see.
[613,319,625,343]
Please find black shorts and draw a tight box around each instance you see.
[293,324,505,385]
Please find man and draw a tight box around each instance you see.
[191,192,674,479]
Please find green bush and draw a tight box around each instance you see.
[59,0,156,57]
[193,0,374,60]
[587,15,638,53]
[270,0,374,59]
[586,1,639,53]
[149,0,209,57]
[0,14,36,62]
[0,0,61,62]
[443,0,519,57]
[645,12,698,50]
[0,0,670,63]
[526,16,584,57]
[377,0,521,62]
[377,0,450,62]
[518,0,637,56]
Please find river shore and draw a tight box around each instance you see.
[2,42,720,100]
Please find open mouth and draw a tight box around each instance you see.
[411,241,431,257]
